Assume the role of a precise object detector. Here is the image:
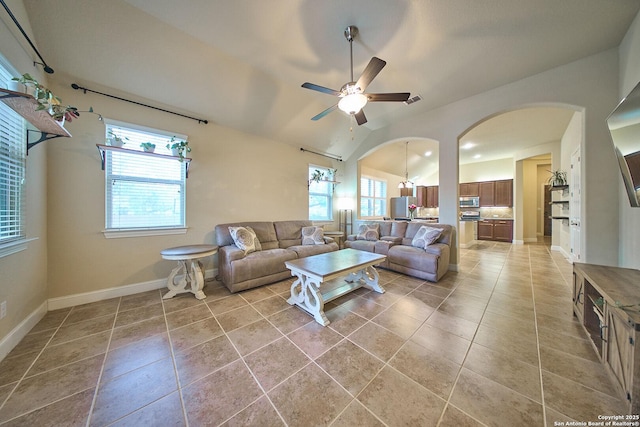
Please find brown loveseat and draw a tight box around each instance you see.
[345,220,453,282]
[215,220,339,293]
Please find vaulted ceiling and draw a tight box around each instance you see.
[17,0,640,171]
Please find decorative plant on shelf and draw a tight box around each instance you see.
[107,130,128,147]
[12,73,83,123]
[310,169,325,183]
[140,142,156,153]
[547,170,567,187]
[326,168,337,181]
[166,137,191,162]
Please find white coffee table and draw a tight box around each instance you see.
[285,249,387,326]
[161,244,218,300]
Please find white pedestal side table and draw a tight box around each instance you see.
[160,244,218,300]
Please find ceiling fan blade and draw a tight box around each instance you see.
[354,109,367,126]
[311,104,338,121]
[367,92,411,102]
[302,82,342,96]
[356,57,386,91]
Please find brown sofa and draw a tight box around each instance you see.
[215,220,339,293]
[345,220,453,282]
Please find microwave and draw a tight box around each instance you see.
[460,196,480,208]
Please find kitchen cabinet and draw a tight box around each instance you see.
[460,182,479,197]
[417,185,438,208]
[494,179,513,207]
[479,182,495,207]
[572,263,640,414]
[493,219,513,242]
[477,220,494,240]
[477,219,513,241]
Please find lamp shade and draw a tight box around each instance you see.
[338,93,367,114]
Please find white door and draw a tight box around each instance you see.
[570,147,582,262]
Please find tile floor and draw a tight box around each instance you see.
[0,241,630,426]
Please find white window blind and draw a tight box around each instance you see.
[308,166,333,221]
[104,121,186,230]
[360,176,386,217]
[0,63,26,244]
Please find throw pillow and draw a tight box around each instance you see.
[301,226,325,245]
[356,224,379,241]
[411,225,442,249]
[229,226,261,254]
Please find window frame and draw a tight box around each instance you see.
[102,119,188,238]
[0,55,29,257]
[308,165,334,222]
[360,175,387,218]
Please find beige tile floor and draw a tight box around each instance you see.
[0,240,630,426]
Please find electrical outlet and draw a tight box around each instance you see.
[0,301,6,319]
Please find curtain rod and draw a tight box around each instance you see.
[0,0,54,73]
[300,147,342,161]
[71,83,208,124]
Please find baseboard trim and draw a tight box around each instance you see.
[448,263,459,272]
[550,246,572,260]
[48,268,217,311]
[0,301,47,361]
[513,240,524,245]
[524,238,538,243]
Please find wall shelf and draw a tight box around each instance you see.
[0,88,71,152]
[550,185,569,191]
[96,144,192,177]
[550,201,570,205]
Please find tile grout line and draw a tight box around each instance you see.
[0,307,76,425]
[84,296,124,427]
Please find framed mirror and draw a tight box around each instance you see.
[607,81,640,207]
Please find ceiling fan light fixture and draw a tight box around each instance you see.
[338,93,368,114]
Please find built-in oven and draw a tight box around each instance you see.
[460,196,480,208]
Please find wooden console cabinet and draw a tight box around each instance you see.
[573,263,640,414]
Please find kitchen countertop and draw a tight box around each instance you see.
[459,217,514,222]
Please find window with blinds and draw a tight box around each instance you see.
[0,63,26,245]
[308,165,333,221]
[104,120,186,231]
[360,176,386,217]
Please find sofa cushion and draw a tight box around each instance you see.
[274,220,313,248]
[388,245,438,273]
[228,248,297,284]
[345,239,376,253]
[229,226,262,254]
[301,226,324,245]
[411,225,442,249]
[356,224,379,241]
[216,222,279,250]
[288,241,338,258]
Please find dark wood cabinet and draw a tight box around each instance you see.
[417,185,438,207]
[479,181,495,207]
[460,182,479,197]
[460,179,513,207]
[426,186,438,208]
[494,179,513,207]
[416,186,427,207]
[493,220,513,242]
[478,219,513,241]
[477,220,494,240]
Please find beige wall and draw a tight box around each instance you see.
[459,158,514,183]
[0,1,49,347]
[45,79,334,298]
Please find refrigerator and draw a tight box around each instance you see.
[390,196,417,219]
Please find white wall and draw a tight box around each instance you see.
[459,158,514,183]
[618,11,640,269]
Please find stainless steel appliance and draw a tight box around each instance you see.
[390,196,417,219]
[460,211,481,221]
[460,196,480,208]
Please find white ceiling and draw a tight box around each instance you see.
[17,0,640,173]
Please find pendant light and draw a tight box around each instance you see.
[398,141,413,194]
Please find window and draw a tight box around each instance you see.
[308,165,333,221]
[0,61,27,251]
[104,120,187,235]
[361,176,387,217]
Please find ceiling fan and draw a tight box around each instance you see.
[302,25,410,126]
